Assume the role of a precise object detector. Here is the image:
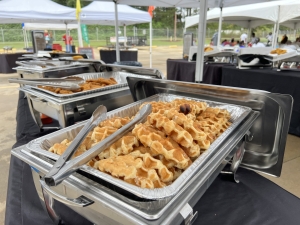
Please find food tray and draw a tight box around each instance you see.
[26,93,251,200]
[26,72,148,99]
[14,61,88,72]
[264,48,298,62]
[204,46,220,56]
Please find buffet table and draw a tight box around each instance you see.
[166,59,234,85]
[0,53,24,73]
[5,91,300,225]
[99,49,138,64]
[221,67,300,137]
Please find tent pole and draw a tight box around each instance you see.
[274,5,280,48]
[195,0,208,82]
[77,13,83,47]
[150,20,152,68]
[124,24,127,47]
[114,1,120,62]
[217,7,222,46]
[272,23,276,48]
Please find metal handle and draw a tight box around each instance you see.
[30,96,48,103]
[40,179,94,207]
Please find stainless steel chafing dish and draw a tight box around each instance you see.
[19,66,163,130]
[14,60,95,79]
[12,78,292,225]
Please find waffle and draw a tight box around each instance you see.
[99,116,131,129]
[270,48,287,55]
[91,126,118,143]
[147,112,194,148]
[98,132,139,159]
[171,99,208,115]
[95,154,166,188]
[140,101,172,113]
[49,139,87,157]
[132,123,191,169]
[130,150,174,182]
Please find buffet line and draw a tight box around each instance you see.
[9,51,293,225]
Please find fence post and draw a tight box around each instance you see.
[1,28,4,42]
[96,27,98,41]
[53,30,56,41]
[167,27,169,39]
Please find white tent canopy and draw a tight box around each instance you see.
[0,0,76,24]
[185,0,300,29]
[85,0,279,82]
[81,2,151,25]
[23,23,78,30]
[87,0,277,8]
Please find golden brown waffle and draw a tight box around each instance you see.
[98,132,139,159]
[91,126,118,143]
[95,154,166,188]
[49,139,87,157]
[99,116,131,129]
[147,112,194,148]
[270,48,287,55]
[130,150,174,182]
[140,101,172,113]
[171,99,208,115]
[132,123,191,169]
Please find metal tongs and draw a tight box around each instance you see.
[9,77,83,91]
[44,103,152,186]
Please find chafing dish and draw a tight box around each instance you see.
[12,78,292,225]
[19,69,162,130]
[238,47,273,69]
[276,53,300,71]
[189,46,237,63]
[14,60,94,79]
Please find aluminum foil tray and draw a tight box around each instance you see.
[26,93,251,200]
[26,72,149,99]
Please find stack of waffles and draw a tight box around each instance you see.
[49,99,231,189]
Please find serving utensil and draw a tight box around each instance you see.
[9,77,83,91]
[44,103,152,186]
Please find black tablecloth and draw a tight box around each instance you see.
[0,53,24,73]
[5,91,300,225]
[166,59,234,85]
[221,67,300,137]
[99,50,138,64]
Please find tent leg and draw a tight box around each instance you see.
[273,5,281,48]
[77,14,83,47]
[195,0,208,83]
[114,1,120,62]
[217,7,222,46]
[124,25,127,47]
[150,21,152,68]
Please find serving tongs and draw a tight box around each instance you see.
[8,77,83,91]
[44,103,152,186]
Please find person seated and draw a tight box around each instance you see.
[230,38,236,46]
[252,37,265,48]
[221,39,231,46]
[251,33,256,44]
[239,40,246,48]
[280,34,288,45]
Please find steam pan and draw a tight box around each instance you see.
[26,93,251,200]
[28,71,152,99]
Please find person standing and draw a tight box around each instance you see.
[240,32,248,43]
[266,32,273,46]
[211,31,218,46]
[250,33,256,44]
[45,31,53,49]
[62,33,73,53]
